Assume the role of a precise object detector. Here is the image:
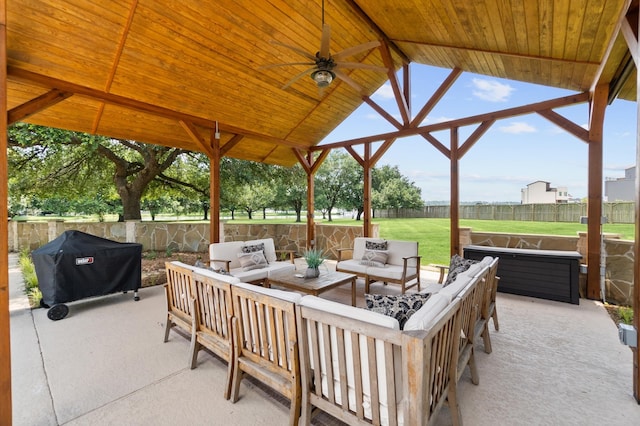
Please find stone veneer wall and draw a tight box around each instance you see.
[9,221,632,305]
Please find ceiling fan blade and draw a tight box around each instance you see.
[271,41,316,61]
[320,24,331,58]
[259,62,316,70]
[332,40,380,61]
[335,61,388,72]
[333,69,363,93]
[282,66,317,89]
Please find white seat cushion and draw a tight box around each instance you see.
[336,259,368,275]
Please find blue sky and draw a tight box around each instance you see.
[322,65,637,203]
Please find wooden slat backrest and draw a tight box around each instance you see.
[455,268,487,384]
[163,262,195,341]
[191,272,234,359]
[404,298,463,426]
[296,305,404,425]
[230,284,299,396]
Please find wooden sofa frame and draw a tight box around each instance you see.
[296,297,464,426]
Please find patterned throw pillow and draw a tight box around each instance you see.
[443,254,479,287]
[237,250,268,271]
[365,240,388,251]
[360,250,388,267]
[241,243,265,254]
[365,293,432,329]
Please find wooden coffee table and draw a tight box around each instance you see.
[266,270,357,306]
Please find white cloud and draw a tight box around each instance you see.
[498,121,537,134]
[472,78,514,102]
[372,83,394,100]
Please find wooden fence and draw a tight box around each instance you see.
[375,202,635,224]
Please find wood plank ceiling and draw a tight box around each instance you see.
[5,0,635,166]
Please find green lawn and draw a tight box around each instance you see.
[258,217,632,266]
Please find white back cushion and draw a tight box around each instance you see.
[232,281,302,303]
[403,293,450,331]
[193,267,241,284]
[209,241,245,270]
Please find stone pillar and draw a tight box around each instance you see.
[125,220,139,243]
[48,220,64,242]
[459,227,472,252]
[8,220,17,252]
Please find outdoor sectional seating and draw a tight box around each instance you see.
[162,254,499,425]
[336,237,421,294]
[208,238,295,283]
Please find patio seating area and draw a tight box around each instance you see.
[9,253,640,425]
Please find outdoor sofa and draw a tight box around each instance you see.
[162,253,499,425]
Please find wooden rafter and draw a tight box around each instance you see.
[7,89,72,124]
[315,92,590,150]
[7,67,305,150]
[92,0,138,134]
[379,40,410,124]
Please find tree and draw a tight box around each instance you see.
[315,151,360,221]
[8,123,189,220]
[372,165,424,215]
[272,164,307,222]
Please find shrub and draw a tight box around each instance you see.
[619,306,634,325]
[19,249,41,308]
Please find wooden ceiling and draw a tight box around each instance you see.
[5,0,636,167]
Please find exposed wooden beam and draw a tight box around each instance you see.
[537,109,590,142]
[179,120,214,158]
[411,68,463,126]
[362,96,403,129]
[343,0,410,64]
[7,89,72,124]
[315,93,590,151]
[393,38,601,66]
[220,134,244,156]
[379,40,410,124]
[7,67,305,150]
[458,120,495,158]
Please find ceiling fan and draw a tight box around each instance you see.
[263,0,388,93]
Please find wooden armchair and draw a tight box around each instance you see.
[228,283,302,426]
[163,262,196,345]
[189,271,236,399]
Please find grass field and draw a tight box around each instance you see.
[231,217,635,266]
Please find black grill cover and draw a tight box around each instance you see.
[32,230,142,306]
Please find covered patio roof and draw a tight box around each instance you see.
[5,0,637,162]
[2,0,640,421]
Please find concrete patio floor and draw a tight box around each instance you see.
[9,253,640,425]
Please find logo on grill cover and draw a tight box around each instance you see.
[75,257,94,265]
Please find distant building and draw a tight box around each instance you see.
[521,181,569,204]
[605,166,635,202]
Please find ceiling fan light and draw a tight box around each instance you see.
[311,70,335,87]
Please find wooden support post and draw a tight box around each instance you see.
[586,85,607,300]
[634,11,640,403]
[0,0,11,422]
[209,130,221,244]
[363,143,372,237]
[306,153,315,249]
[450,128,460,256]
